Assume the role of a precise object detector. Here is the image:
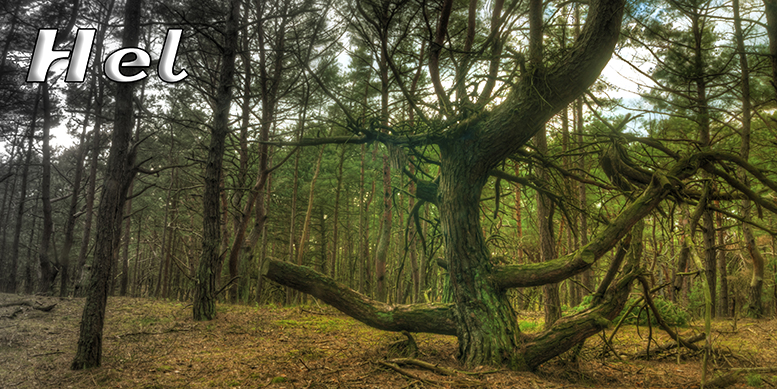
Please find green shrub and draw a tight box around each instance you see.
[615,296,689,327]
[746,373,762,387]
[567,295,689,327]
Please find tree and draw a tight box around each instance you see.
[192,0,240,321]
[263,0,668,370]
[71,0,142,369]
[736,0,766,318]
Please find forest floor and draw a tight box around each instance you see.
[0,293,776,389]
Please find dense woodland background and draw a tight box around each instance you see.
[2,0,777,373]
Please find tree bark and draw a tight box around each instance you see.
[38,81,57,295]
[119,182,133,296]
[73,0,114,296]
[60,80,94,297]
[3,100,36,293]
[764,0,777,98]
[192,0,240,321]
[691,5,717,318]
[332,146,346,279]
[71,0,141,369]
[734,0,764,318]
[438,142,526,368]
[263,259,457,334]
[296,146,326,273]
[0,137,19,289]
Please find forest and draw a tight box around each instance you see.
[2,0,777,387]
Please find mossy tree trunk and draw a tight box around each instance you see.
[438,142,525,368]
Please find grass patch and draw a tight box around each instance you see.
[519,321,541,332]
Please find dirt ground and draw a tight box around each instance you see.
[1,293,775,388]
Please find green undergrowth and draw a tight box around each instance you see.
[566,295,690,328]
[519,320,541,332]
[616,296,689,327]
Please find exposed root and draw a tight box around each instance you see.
[388,331,419,358]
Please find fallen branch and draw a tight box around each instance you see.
[1,307,23,319]
[720,367,777,374]
[387,358,457,376]
[638,276,701,352]
[31,351,65,357]
[0,301,57,312]
[386,357,500,376]
[377,360,482,387]
[705,372,739,389]
[632,333,705,359]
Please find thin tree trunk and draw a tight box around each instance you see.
[254,160,273,303]
[229,11,252,302]
[574,4,592,296]
[286,94,307,305]
[529,0,560,328]
[672,215,691,304]
[358,144,367,294]
[734,0,765,318]
[25,197,40,294]
[119,182,133,296]
[132,212,143,296]
[193,0,240,321]
[38,82,57,295]
[286,147,301,305]
[71,0,141,369]
[331,146,346,278]
[513,163,523,262]
[691,8,717,317]
[296,146,326,270]
[59,80,95,297]
[0,136,20,287]
[764,0,777,98]
[73,0,114,295]
[4,99,37,293]
[716,207,728,317]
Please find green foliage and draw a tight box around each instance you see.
[566,295,595,315]
[518,321,540,332]
[688,281,707,317]
[615,297,689,327]
[270,377,287,384]
[567,295,689,327]
[746,373,763,387]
